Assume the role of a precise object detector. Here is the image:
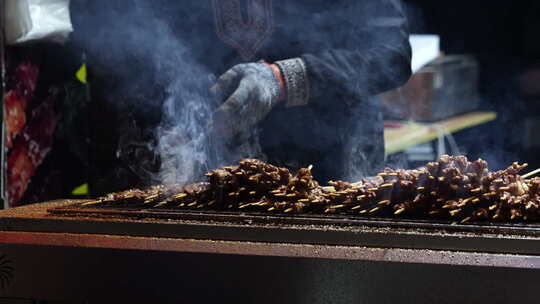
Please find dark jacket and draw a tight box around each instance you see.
[70,0,411,193]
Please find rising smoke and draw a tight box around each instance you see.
[71,0,245,186]
[72,0,414,188]
[133,16,226,186]
[111,3,266,186]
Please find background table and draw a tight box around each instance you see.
[384,111,497,155]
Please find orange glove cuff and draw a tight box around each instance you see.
[263,62,286,101]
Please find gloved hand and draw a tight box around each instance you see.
[211,62,284,138]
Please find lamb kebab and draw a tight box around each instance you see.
[82,156,540,223]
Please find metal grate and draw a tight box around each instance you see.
[49,200,540,237]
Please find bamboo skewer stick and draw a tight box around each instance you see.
[81,200,102,206]
[522,168,540,179]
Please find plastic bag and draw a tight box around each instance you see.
[5,0,73,45]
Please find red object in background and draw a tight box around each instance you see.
[383,122,404,129]
[14,62,39,97]
[4,60,61,207]
[7,91,60,206]
[4,91,28,148]
[5,62,39,149]
[7,144,33,205]
[24,92,60,167]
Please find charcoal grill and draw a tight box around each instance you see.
[0,199,539,302]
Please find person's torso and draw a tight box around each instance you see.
[73,0,384,183]
[148,0,352,73]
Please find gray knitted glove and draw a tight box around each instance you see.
[211,62,282,138]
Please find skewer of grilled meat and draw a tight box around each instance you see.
[83,156,540,223]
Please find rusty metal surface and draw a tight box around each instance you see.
[1,230,539,269]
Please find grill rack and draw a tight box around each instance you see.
[45,200,540,256]
[50,201,540,236]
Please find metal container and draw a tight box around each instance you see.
[381,55,480,121]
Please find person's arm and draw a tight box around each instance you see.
[213,0,412,137]
[276,0,412,107]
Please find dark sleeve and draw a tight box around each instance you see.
[301,0,412,103]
